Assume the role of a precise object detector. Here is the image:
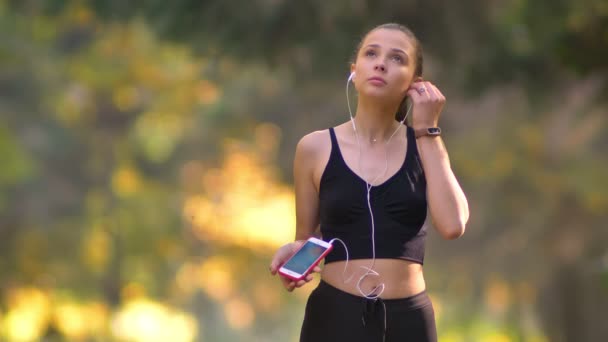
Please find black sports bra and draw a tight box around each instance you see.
[319,126,428,264]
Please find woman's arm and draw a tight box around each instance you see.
[293,133,322,241]
[408,81,469,239]
[417,136,469,239]
[269,132,324,290]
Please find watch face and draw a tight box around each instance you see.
[428,127,441,135]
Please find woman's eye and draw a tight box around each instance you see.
[365,50,376,57]
[392,55,403,63]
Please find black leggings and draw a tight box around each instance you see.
[300,280,437,342]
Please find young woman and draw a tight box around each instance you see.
[269,23,469,342]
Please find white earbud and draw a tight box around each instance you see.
[346,72,356,131]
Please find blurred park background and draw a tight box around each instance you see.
[1,0,607,341]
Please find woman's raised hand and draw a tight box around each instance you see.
[407,80,446,129]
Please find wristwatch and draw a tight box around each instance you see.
[414,127,441,139]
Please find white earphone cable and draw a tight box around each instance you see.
[341,72,411,299]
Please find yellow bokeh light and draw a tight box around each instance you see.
[82,228,111,273]
[52,300,108,340]
[484,276,511,315]
[175,262,199,296]
[198,257,235,302]
[111,298,198,342]
[2,287,51,342]
[232,191,296,248]
[224,297,255,330]
[121,282,147,301]
[3,310,44,342]
[84,302,110,336]
[252,280,282,314]
[54,303,87,339]
[111,166,141,197]
[113,85,141,112]
[183,128,297,251]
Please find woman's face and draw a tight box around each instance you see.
[352,29,418,102]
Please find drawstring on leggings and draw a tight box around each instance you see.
[361,297,387,342]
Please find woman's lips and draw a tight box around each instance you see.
[367,76,387,85]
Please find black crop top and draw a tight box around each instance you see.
[319,126,428,264]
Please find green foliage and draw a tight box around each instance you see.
[12,0,608,89]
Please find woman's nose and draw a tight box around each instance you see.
[374,63,386,72]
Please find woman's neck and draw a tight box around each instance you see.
[352,99,401,144]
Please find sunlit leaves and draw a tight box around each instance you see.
[198,257,236,302]
[81,226,112,274]
[48,16,222,164]
[183,123,295,250]
[223,296,255,330]
[111,298,198,342]
[133,110,187,163]
[2,287,51,342]
[111,165,142,197]
[53,300,109,340]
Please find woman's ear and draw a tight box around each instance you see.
[406,76,423,90]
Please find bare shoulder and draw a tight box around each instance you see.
[295,129,332,159]
[294,129,335,185]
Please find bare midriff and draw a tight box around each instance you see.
[321,258,425,299]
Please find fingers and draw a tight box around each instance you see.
[423,81,438,100]
[407,81,427,102]
[281,273,317,292]
[429,83,446,103]
[269,250,286,275]
[424,82,446,104]
[283,278,295,292]
[270,240,320,292]
[409,81,430,97]
[269,253,287,275]
[407,87,422,101]
[284,279,304,292]
[269,242,300,275]
[408,81,445,104]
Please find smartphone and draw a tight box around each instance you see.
[278,237,333,281]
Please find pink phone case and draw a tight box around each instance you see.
[279,241,333,281]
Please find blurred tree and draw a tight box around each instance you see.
[8,0,608,87]
[1,0,607,341]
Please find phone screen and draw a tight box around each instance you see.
[282,241,329,275]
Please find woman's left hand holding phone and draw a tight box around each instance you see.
[269,240,322,292]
